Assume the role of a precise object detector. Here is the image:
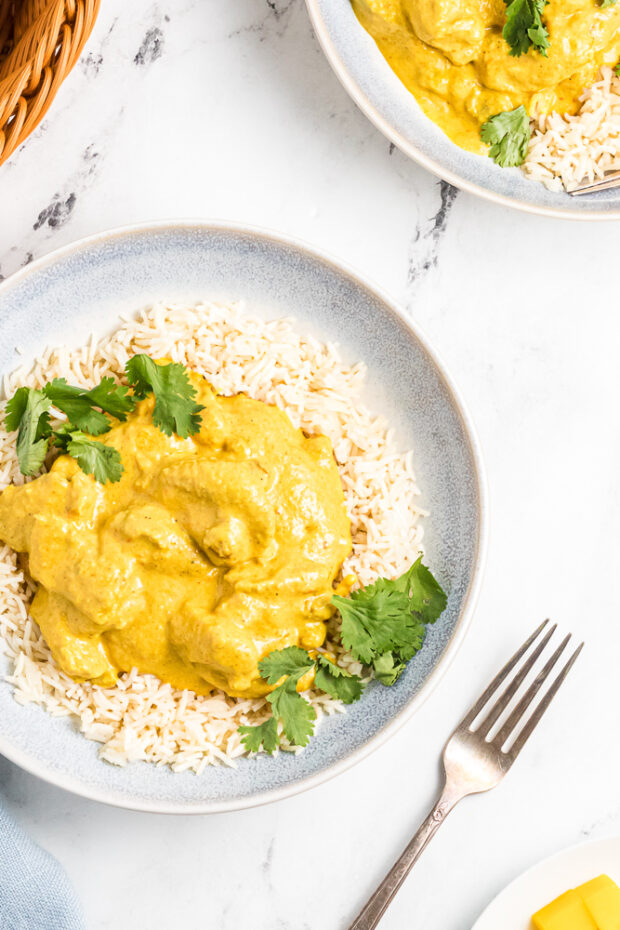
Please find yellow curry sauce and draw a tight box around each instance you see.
[352,0,620,152]
[0,376,352,698]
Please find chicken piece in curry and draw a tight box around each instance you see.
[0,376,352,698]
[352,0,620,152]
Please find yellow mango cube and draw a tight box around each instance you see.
[532,889,598,930]
[577,875,620,930]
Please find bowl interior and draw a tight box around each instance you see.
[0,223,484,812]
[306,0,620,219]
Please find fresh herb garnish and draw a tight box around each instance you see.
[239,717,279,754]
[480,105,531,166]
[239,646,364,753]
[239,647,317,753]
[125,355,204,438]
[269,674,317,747]
[4,387,125,484]
[333,556,447,685]
[54,429,124,484]
[503,0,549,57]
[600,0,617,8]
[4,357,206,483]
[43,377,135,434]
[5,387,52,477]
[240,558,447,754]
[41,378,134,436]
[314,654,364,703]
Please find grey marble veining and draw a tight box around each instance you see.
[407,181,459,293]
[0,2,619,929]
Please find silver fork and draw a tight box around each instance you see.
[570,171,620,195]
[348,620,583,930]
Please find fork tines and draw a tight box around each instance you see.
[462,620,583,758]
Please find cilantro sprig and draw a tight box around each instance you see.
[240,558,447,754]
[5,388,53,477]
[125,355,204,438]
[43,377,135,434]
[239,646,364,754]
[480,105,531,167]
[54,428,123,484]
[503,0,549,57]
[334,556,447,685]
[4,390,125,484]
[315,654,364,703]
[4,356,205,483]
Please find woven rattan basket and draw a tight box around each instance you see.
[0,0,100,166]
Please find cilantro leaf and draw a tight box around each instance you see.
[5,386,123,482]
[386,615,427,663]
[44,377,136,435]
[372,652,407,686]
[333,557,447,685]
[258,646,315,686]
[480,106,531,167]
[240,646,365,751]
[5,355,205,481]
[5,387,52,476]
[601,0,616,7]
[503,0,549,57]
[86,377,135,420]
[268,679,316,747]
[239,717,279,754]
[334,586,413,663]
[315,655,364,704]
[125,355,204,438]
[44,380,111,435]
[5,388,32,433]
[332,597,376,665]
[335,586,426,666]
[397,557,448,625]
[60,431,124,484]
[239,647,317,750]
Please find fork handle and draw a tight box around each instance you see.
[347,781,464,930]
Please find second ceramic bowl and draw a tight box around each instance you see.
[305,0,620,220]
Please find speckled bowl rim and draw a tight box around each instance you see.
[0,220,488,813]
[304,0,620,222]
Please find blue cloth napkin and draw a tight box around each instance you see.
[0,799,85,930]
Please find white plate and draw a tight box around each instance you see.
[473,836,620,929]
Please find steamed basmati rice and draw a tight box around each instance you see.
[0,303,424,772]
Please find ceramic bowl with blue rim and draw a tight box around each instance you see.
[0,222,486,812]
[305,0,620,220]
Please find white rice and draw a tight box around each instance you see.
[0,302,424,772]
[524,67,620,191]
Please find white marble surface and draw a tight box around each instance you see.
[1,2,619,929]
